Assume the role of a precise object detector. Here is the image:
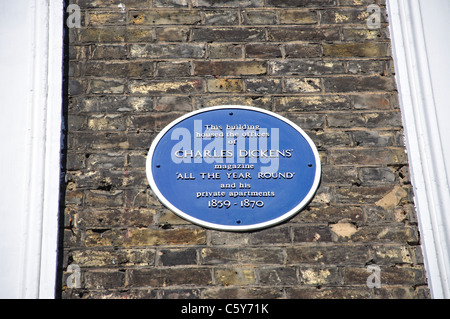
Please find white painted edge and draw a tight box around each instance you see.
[146,105,321,232]
[19,0,63,299]
[388,0,450,299]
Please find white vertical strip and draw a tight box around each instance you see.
[388,0,450,299]
[39,0,63,299]
[19,0,62,299]
[20,0,49,298]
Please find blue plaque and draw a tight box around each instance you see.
[146,105,321,231]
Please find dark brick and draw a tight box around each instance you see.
[268,27,339,42]
[128,268,212,287]
[259,267,298,285]
[159,248,197,266]
[84,271,126,289]
[192,0,264,8]
[324,76,395,92]
[194,61,266,76]
[245,43,282,58]
[266,0,335,7]
[191,27,266,42]
[292,225,333,242]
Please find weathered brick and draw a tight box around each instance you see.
[327,111,402,128]
[343,266,425,286]
[347,60,385,75]
[269,60,345,76]
[200,247,240,265]
[241,10,277,25]
[371,245,413,265]
[321,165,358,184]
[285,77,321,93]
[286,287,370,299]
[206,78,244,93]
[130,112,184,131]
[274,95,351,111]
[155,96,192,111]
[85,190,124,207]
[130,43,206,59]
[125,28,154,42]
[204,10,239,25]
[353,94,392,110]
[245,78,282,94]
[286,245,370,265]
[208,44,243,59]
[259,267,298,286]
[155,27,189,41]
[196,95,272,110]
[73,96,153,113]
[284,43,321,58]
[88,79,126,94]
[71,249,156,267]
[84,271,126,289]
[292,225,333,242]
[128,10,202,25]
[123,227,207,246]
[87,114,127,131]
[194,61,266,76]
[330,148,407,165]
[192,0,264,8]
[88,11,126,25]
[279,9,318,24]
[78,0,149,9]
[88,44,127,60]
[129,79,203,94]
[154,0,189,7]
[323,42,389,57]
[201,287,283,299]
[332,224,419,244]
[76,208,155,228]
[76,28,126,43]
[298,266,341,286]
[352,130,394,147]
[215,267,256,286]
[238,248,284,264]
[249,225,291,244]
[344,27,386,41]
[156,61,191,77]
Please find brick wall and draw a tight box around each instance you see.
[63,0,430,299]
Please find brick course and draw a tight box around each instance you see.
[63,0,430,299]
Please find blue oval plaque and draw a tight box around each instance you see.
[146,105,321,231]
